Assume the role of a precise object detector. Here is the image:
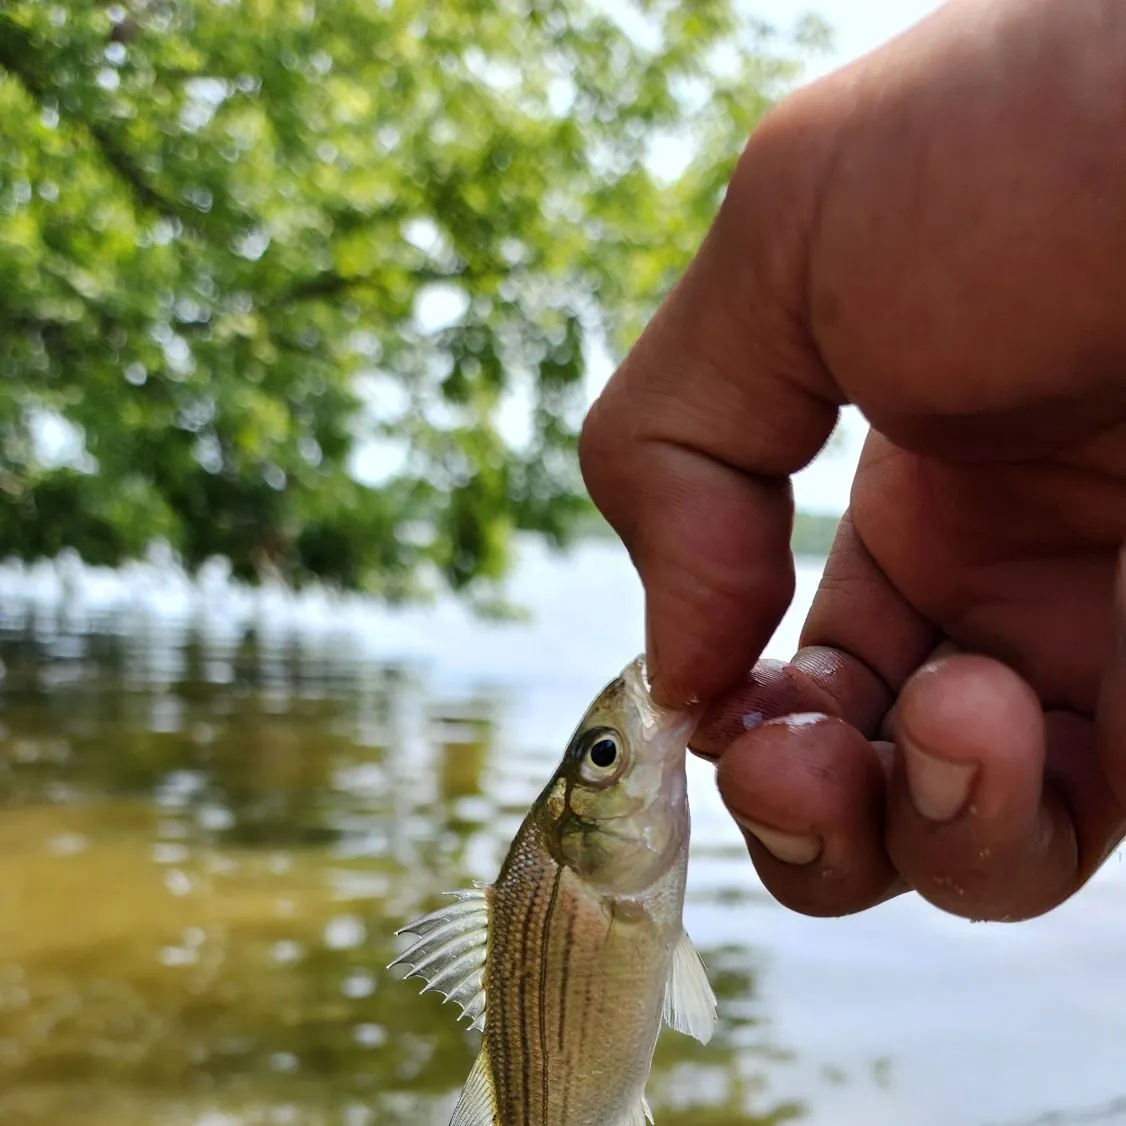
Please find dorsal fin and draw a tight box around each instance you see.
[661,929,717,1044]
[388,885,490,1030]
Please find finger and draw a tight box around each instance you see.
[690,506,951,921]
[691,656,850,761]
[796,502,942,719]
[715,714,903,916]
[877,641,964,741]
[578,96,847,711]
[691,508,941,759]
[886,654,1123,921]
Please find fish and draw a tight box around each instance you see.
[387,653,717,1126]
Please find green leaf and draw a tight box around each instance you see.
[0,0,828,597]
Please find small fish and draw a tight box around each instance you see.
[388,654,717,1126]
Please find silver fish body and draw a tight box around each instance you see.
[389,655,717,1126]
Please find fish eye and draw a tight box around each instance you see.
[588,737,618,769]
[577,728,624,784]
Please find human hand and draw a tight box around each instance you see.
[579,0,1126,922]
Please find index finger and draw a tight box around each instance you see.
[578,103,842,708]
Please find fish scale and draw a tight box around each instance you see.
[389,655,718,1126]
[488,826,676,1126]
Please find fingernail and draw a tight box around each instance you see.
[732,816,822,865]
[741,710,764,731]
[902,737,977,822]
[777,711,829,733]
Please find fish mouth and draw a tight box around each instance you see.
[637,654,653,694]
[621,654,703,745]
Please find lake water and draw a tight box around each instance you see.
[0,538,1123,1126]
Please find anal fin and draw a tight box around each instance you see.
[449,1045,499,1126]
[661,929,718,1045]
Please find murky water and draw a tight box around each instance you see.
[0,539,1124,1126]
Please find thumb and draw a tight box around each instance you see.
[579,98,841,708]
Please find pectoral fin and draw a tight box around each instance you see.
[388,885,490,1030]
[449,1045,500,1126]
[617,1093,655,1126]
[661,929,717,1045]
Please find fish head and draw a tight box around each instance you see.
[540,654,700,897]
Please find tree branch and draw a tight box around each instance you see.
[270,263,468,308]
[0,15,195,229]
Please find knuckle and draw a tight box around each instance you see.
[756,859,894,919]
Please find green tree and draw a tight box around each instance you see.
[0,1,830,600]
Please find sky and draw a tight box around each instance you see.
[768,0,942,80]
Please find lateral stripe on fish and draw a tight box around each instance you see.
[538,865,562,1123]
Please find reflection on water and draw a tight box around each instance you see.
[4,545,1126,1126]
[0,575,798,1126]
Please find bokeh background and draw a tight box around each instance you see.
[2,3,1124,1125]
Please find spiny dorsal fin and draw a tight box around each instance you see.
[449,1045,499,1126]
[388,885,490,1030]
[661,929,717,1045]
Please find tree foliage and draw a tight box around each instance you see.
[0,0,829,599]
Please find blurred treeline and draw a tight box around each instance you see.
[0,1,831,601]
